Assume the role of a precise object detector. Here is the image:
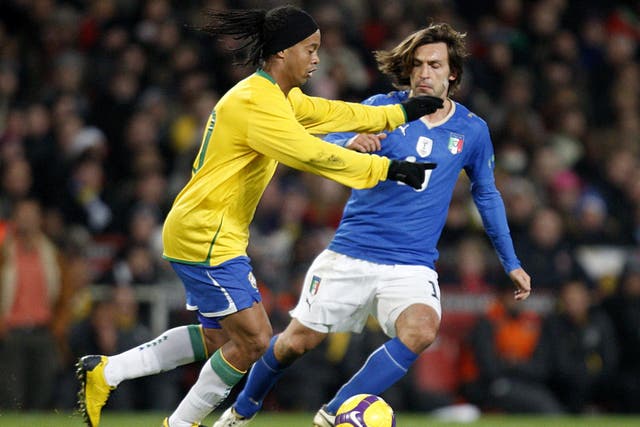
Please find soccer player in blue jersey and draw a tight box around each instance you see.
[214,23,531,427]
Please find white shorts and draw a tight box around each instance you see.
[290,249,441,337]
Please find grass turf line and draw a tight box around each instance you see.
[0,412,638,427]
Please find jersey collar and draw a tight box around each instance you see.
[420,98,456,129]
[256,68,276,84]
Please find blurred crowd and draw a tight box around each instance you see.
[0,0,638,415]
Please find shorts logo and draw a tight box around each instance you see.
[309,275,321,295]
[448,133,464,154]
[248,272,257,289]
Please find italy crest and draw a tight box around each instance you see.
[448,133,464,154]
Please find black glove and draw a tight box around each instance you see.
[387,160,437,189]
[400,96,444,122]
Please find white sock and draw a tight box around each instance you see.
[104,325,208,386]
[168,349,245,426]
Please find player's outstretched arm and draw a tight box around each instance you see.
[509,268,531,301]
[289,90,443,135]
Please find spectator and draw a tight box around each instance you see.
[61,154,113,234]
[514,207,589,290]
[500,176,540,240]
[547,170,583,236]
[52,226,98,409]
[591,148,638,245]
[0,198,66,409]
[439,236,500,293]
[106,243,161,287]
[572,190,622,246]
[602,253,640,413]
[540,279,619,413]
[126,204,164,257]
[22,102,63,206]
[305,8,370,100]
[0,156,33,219]
[459,279,562,413]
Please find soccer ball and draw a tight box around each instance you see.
[335,394,396,427]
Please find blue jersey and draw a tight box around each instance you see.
[326,91,520,272]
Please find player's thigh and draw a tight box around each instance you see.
[290,250,376,333]
[374,265,442,337]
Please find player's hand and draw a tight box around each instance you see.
[509,268,531,301]
[387,160,437,189]
[401,95,444,122]
[346,133,386,153]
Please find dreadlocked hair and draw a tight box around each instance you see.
[201,8,267,66]
[201,6,308,67]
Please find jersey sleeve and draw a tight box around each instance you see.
[246,90,390,189]
[287,88,406,135]
[322,95,390,147]
[466,124,521,273]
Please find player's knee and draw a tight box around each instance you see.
[278,320,326,359]
[397,314,439,352]
[278,328,324,359]
[233,322,272,362]
[399,326,437,353]
[419,326,438,348]
[242,331,272,361]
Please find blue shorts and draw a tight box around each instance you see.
[170,256,261,329]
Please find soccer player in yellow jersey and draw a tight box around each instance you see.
[76,5,443,427]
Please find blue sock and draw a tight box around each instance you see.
[326,337,418,414]
[234,335,288,418]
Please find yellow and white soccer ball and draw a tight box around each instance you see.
[335,394,396,427]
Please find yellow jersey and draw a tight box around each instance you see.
[162,69,407,266]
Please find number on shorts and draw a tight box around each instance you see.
[429,280,439,300]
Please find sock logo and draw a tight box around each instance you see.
[139,335,168,350]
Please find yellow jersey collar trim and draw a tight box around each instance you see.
[256,68,276,84]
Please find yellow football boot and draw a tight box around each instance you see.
[76,355,115,427]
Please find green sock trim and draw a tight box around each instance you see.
[188,325,208,361]
[210,349,245,387]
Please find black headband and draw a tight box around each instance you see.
[262,8,318,56]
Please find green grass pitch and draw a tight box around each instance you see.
[0,412,638,427]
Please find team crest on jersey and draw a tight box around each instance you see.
[309,275,321,295]
[416,136,433,157]
[248,272,257,289]
[448,133,464,154]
